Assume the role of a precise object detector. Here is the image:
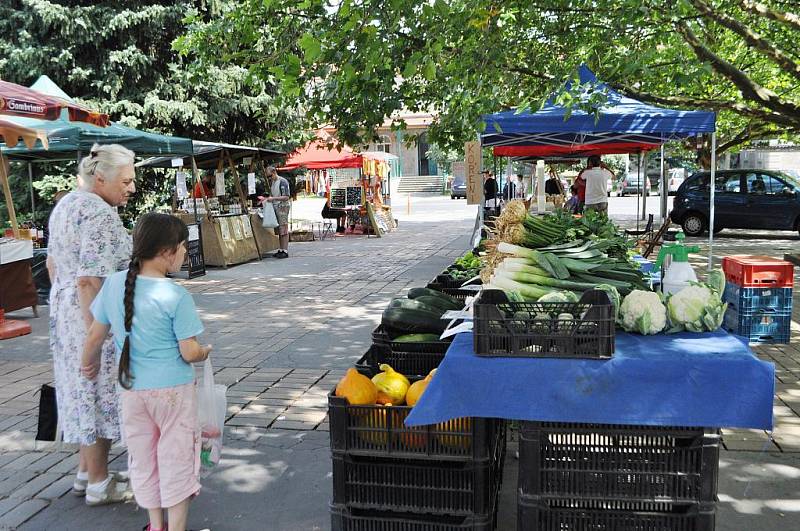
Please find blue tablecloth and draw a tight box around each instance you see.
[405,330,775,430]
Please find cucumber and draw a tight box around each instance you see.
[382,306,448,335]
[407,287,462,309]
[393,333,442,343]
[388,298,444,316]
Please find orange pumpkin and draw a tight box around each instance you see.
[357,406,390,446]
[436,417,472,450]
[336,368,377,405]
[406,369,436,407]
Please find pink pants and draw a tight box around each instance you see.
[121,383,201,509]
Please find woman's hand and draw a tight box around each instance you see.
[81,358,100,380]
[81,320,110,380]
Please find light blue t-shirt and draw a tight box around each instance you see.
[91,271,204,390]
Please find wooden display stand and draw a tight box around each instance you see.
[175,213,259,268]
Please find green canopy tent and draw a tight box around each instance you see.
[0,76,193,161]
[0,111,193,161]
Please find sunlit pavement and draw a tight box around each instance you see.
[0,194,798,529]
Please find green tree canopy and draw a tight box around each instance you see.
[179,0,800,159]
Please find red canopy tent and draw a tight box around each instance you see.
[280,130,362,170]
[0,79,109,126]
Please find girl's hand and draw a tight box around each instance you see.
[200,344,212,361]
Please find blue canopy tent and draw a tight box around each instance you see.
[480,65,718,267]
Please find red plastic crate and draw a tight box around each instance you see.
[722,256,794,288]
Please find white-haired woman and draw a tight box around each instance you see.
[48,143,136,505]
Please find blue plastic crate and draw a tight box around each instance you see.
[723,284,793,313]
[723,307,791,344]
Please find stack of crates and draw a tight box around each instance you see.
[721,256,794,344]
[329,387,506,530]
[516,422,720,531]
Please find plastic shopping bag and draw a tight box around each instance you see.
[261,202,279,228]
[197,357,227,476]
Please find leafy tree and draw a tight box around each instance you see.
[0,0,307,225]
[179,0,800,163]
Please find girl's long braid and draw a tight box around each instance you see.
[118,258,139,389]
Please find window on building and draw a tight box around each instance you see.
[376,134,391,153]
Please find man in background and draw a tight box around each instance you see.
[580,155,614,215]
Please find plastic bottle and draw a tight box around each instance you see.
[654,232,700,297]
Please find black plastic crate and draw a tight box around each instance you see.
[517,497,715,531]
[474,289,615,358]
[436,271,481,289]
[331,452,501,517]
[372,325,452,354]
[426,282,480,303]
[355,346,445,380]
[329,388,502,462]
[519,422,719,503]
[331,504,497,531]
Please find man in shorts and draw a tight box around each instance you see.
[264,166,292,258]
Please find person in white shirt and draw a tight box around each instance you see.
[580,155,614,214]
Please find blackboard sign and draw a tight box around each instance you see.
[330,188,346,209]
[182,223,206,278]
[346,186,363,206]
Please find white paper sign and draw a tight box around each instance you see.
[175,171,188,199]
[171,158,184,168]
[243,157,253,165]
[247,172,256,195]
[215,172,225,196]
[187,224,200,242]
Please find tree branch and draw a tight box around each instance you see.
[690,0,800,82]
[674,20,800,124]
[615,85,800,127]
[740,0,800,32]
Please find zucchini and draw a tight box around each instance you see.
[414,295,461,313]
[407,287,462,309]
[388,298,444,316]
[382,306,448,335]
[393,333,442,343]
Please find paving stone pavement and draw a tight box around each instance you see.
[0,200,798,529]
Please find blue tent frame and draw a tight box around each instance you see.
[479,65,719,268]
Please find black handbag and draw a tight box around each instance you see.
[35,384,58,441]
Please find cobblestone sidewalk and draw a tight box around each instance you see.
[0,204,798,529]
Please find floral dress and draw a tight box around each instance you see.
[48,191,132,445]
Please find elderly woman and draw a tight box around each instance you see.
[48,143,136,506]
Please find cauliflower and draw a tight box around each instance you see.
[619,290,667,335]
[538,291,579,304]
[666,282,727,333]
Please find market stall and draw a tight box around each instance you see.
[0,119,49,322]
[324,66,782,530]
[138,141,285,267]
[281,131,397,237]
[481,65,717,261]
[0,77,201,275]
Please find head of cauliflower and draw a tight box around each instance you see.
[667,285,712,324]
[619,290,667,335]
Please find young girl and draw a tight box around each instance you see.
[82,213,211,531]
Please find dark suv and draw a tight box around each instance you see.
[671,169,800,236]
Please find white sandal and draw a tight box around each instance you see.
[85,475,133,506]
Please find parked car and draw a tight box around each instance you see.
[617,173,651,196]
[450,177,466,199]
[670,169,800,236]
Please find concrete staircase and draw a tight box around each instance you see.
[397,174,446,193]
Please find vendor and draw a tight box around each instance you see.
[321,195,347,233]
[192,171,215,198]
